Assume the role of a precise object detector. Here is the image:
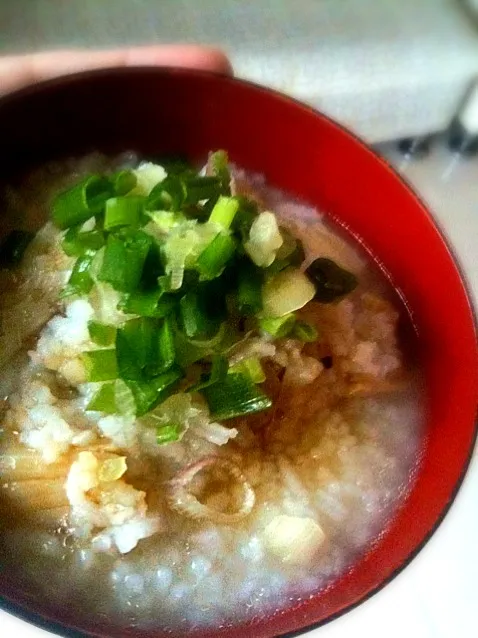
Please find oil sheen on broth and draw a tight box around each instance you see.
[0,153,424,631]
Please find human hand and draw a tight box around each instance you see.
[0,44,232,97]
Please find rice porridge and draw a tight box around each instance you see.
[0,152,424,633]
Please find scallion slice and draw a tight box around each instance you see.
[52,175,113,229]
[82,349,118,382]
[61,251,96,298]
[88,320,117,347]
[196,232,236,280]
[126,366,182,416]
[259,313,296,338]
[104,196,144,231]
[116,317,156,380]
[262,268,315,317]
[147,175,186,211]
[292,320,318,342]
[237,261,263,315]
[156,423,181,445]
[113,170,137,196]
[229,357,266,383]
[147,316,175,376]
[185,176,222,205]
[232,197,258,242]
[86,379,136,415]
[98,230,152,292]
[158,317,175,369]
[62,226,105,257]
[179,292,221,340]
[244,211,283,268]
[86,382,117,413]
[120,288,175,318]
[267,235,305,275]
[173,325,212,369]
[188,354,228,392]
[208,196,239,229]
[201,372,272,421]
[208,150,231,194]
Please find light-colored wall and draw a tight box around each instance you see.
[1,0,477,142]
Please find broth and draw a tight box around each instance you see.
[0,155,424,632]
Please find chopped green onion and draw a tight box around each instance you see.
[179,292,221,340]
[82,349,118,382]
[116,315,175,380]
[185,176,222,205]
[44,153,329,422]
[133,163,167,195]
[229,357,265,383]
[147,210,182,233]
[259,313,296,338]
[86,382,117,413]
[199,276,229,321]
[120,288,175,318]
[86,379,135,415]
[306,258,358,303]
[187,322,226,349]
[267,233,305,275]
[188,354,228,392]
[275,230,302,261]
[114,378,136,415]
[292,320,318,342]
[208,196,239,229]
[237,261,263,316]
[179,292,205,339]
[148,317,175,376]
[147,175,186,211]
[126,366,182,416]
[113,170,137,196]
[208,150,231,194]
[156,423,181,445]
[173,327,210,368]
[104,196,144,231]
[262,267,316,317]
[232,197,258,242]
[141,240,165,289]
[116,317,156,380]
[88,320,116,347]
[201,372,272,421]
[196,232,236,280]
[158,274,173,293]
[61,251,96,298]
[0,230,34,268]
[52,175,113,229]
[244,211,283,268]
[62,226,105,257]
[98,230,152,292]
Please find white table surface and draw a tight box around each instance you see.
[2,140,477,638]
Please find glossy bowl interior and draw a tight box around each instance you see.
[0,68,477,638]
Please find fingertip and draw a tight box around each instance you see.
[124,45,233,75]
[198,47,234,76]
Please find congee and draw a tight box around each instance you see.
[0,151,424,630]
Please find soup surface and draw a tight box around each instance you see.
[0,153,424,632]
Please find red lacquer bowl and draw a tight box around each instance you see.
[0,68,476,638]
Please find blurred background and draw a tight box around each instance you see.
[0,2,477,638]
[1,0,478,144]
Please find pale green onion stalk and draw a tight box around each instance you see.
[163,221,221,290]
[132,162,167,196]
[262,268,316,317]
[244,211,283,267]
